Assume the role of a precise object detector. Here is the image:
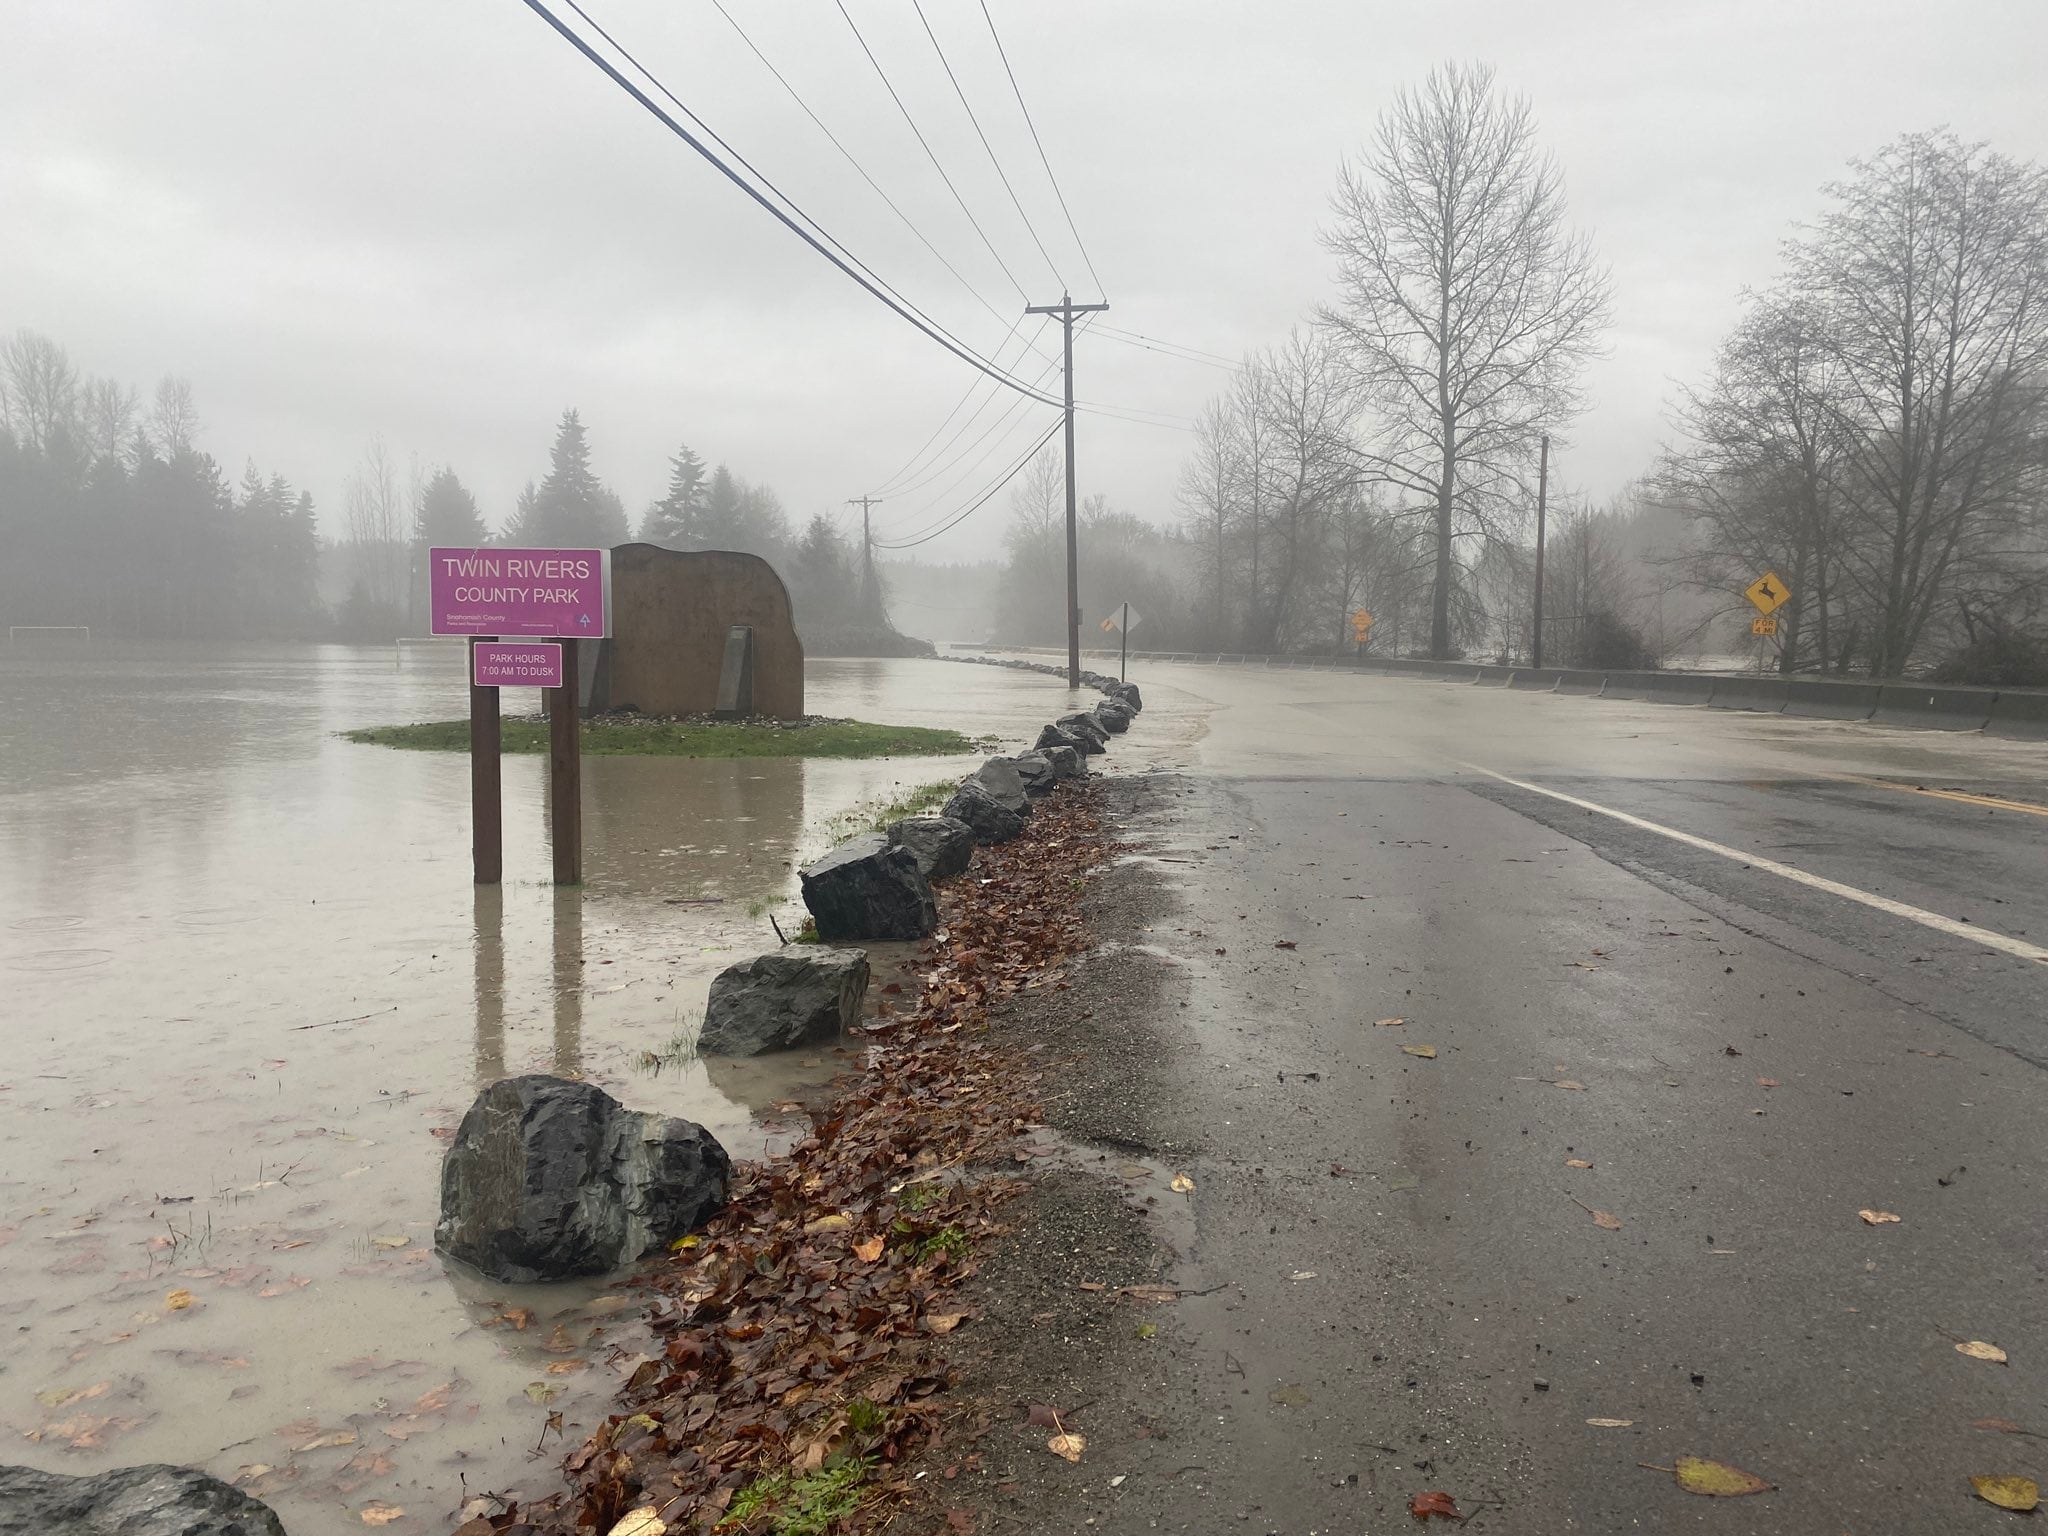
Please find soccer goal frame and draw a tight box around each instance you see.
[7,626,90,643]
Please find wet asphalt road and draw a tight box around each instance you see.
[1066,668,2048,1533]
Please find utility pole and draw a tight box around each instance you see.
[847,496,882,623]
[1530,433,1550,669]
[1024,292,1109,687]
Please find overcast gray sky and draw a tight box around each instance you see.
[6,1,2046,562]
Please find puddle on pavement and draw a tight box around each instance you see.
[0,644,1062,1534]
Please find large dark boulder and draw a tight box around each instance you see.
[1043,744,1084,780]
[887,815,975,880]
[1009,752,1058,797]
[700,948,869,1056]
[1092,700,1133,734]
[972,757,1033,815]
[1035,723,1087,755]
[437,1075,730,1284]
[944,779,1029,844]
[800,833,937,942]
[0,1464,286,1536]
[1105,680,1142,712]
[1057,711,1110,745]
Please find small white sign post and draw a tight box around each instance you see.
[1099,603,1141,680]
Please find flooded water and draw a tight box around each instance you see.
[0,642,1078,1534]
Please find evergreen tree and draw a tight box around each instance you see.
[413,466,489,547]
[506,480,542,545]
[591,485,632,547]
[787,514,855,631]
[700,464,744,547]
[530,408,616,545]
[639,443,708,546]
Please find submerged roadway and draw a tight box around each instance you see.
[1008,662,2048,1534]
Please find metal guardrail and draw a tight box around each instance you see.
[960,644,2048,737]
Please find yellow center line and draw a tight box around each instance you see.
[1824,772,2048,819]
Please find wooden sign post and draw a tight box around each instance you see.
[430,547,606,888]
[549,638,582,885]
[468,636,503,884]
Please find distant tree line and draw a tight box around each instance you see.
[0,330,320,640]
[0,340,881,645]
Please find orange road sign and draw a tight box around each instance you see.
[1752,616,1778,636]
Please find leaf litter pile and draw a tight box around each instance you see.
[477,788,1109,1536]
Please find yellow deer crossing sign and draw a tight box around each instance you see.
[1744,572,1790,617]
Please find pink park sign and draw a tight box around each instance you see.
[472,641,564,689]
[429,547,608,638]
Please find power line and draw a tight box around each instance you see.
[704,0,1051,362]
[980,0,1105,300]
[911,0,1065,292]
[519,0,1060,407]
[836,0,1030,303]
[873,416,1064,549]
[1093,323,1241,367]
[1075,400,1198,432]
[881,390,1055,517]
[1089,325,1241,373]
[874,324,1064,501]
[869,315,1050,496]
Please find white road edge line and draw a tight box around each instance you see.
[1462,764,2048,966]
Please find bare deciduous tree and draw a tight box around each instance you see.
[149,375,200,458]
[1319,61,1612,658]
[344,436,408,616]
[1245,329,1356,651]
[81,377,141,467]
[1,329,81,455]
[1789,131,2048,674]
[1660,292,1846,671]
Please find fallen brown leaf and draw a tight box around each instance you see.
[1955,1340,2009,1364]
[1756,1077,1780,1088]
[1118,1285,1181,1303]
[164,1289,194,1311]
[853,1235,886,1263]
[1859,1209,1902,1225]
[359,1504,406,1526]
[1659,1456,1771,1496]
[1402,1044,1437,1059]
[1585,1418,1635,1428]
[1565,1159,1593,1169]
[1409,1489,1460,1520]
[1375,1017,1405,1027]
[1971,1475,2039,1512]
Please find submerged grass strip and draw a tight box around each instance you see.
[343,718,981,759]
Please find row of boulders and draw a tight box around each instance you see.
[943,651,1145,715]
[431,663,1147,1293]
[791,674,1143,951]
